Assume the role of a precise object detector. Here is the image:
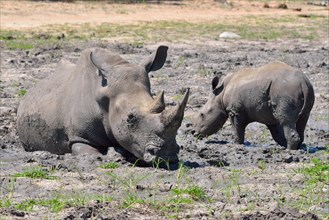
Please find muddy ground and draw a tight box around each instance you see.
[0,38,328,219]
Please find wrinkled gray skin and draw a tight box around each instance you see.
[192,61,314,150]
[17,46,189,163]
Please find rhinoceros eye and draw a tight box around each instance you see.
[200,113,205,118]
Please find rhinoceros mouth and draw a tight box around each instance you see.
[143,144,179,164]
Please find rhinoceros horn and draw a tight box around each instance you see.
[148,90,165,113]
[160,88,190,130]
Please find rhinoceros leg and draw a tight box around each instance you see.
[296,113,310,147]
[229,114,247,144]
[282,124,300,150]
[71,143,103,156]
[272,97,302,150]
[267,124,286,147]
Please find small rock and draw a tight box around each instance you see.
[10,209,25,217]
[219,32,241,39]
[292,173,305,183]
[284,155,293,163]
[263,3,270,8]
[278,3,288,9]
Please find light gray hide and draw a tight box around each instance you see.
[192,61,314,150]
[17,46,189,163]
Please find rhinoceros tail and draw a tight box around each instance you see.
[299,78,315,118]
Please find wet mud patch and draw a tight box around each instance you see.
[1,40,328,219]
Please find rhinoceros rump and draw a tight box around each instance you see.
[17,46,189,163]
[192,61,314,150]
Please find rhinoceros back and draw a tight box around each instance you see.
[17,60,75,154]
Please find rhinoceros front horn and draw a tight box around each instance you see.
[148,90,165,113]
[160,88,190,130]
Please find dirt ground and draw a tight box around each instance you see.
[1,1,329,219]
[1,0,328,29]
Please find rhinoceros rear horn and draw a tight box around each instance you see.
[144,46,168,73]
[161,88,190,130]
[148,90,165,113]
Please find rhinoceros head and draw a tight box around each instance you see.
[89,46,189,163]
[192,76,228,138]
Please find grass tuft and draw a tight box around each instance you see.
[99,162,120,169]
[14,167,56,180]
[172,185,207,201]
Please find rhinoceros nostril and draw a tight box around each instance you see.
[185,122,193,128]
[147,148,156,155]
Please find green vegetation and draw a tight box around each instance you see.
[298,157,329,185]
[106,169,151,191]
[1,13,327,50]
[16,89,27,97]
[2,158,328,218]
[99,162,120,169]
[172,185,207,201]
[8,193,112,213]
[122,193,144,208]
[14,167,56,180]
[293,158,329,217]
[223,168,242,203]
[257,159,267,171]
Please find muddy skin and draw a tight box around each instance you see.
[16,46,189,164]
[192,61,315,150]
[1,40,328,219]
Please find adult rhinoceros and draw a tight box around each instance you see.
[17,46,189,163]
[192,61,314,150]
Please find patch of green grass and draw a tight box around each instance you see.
[122,193,144,208]
[299,158,329,184]
[157,196,193,219]
[10,192,113,213]
[172,185,207,201]
[15,199,38,212]
[292,158,329,218]
[16,89,27,97]
[14,167,56,180]
[99,162,120,169]
[0,198,13,209]
[0,29,79,50]
[6,41,34,50]
[0,178,16,209]
[257,159,267,171]
[167,196,193,206]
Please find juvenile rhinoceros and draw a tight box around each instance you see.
[17,46,189,163]
[192,61,314,150]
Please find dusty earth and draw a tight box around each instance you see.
[1,1,329,220]
[1,0,328,29]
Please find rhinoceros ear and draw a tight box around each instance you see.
[89,51,109,86]
[212,76,224,95]
[89,49,128,72]
[212,76,220,90]
[144,46,168,73]
[90,49,110,72]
